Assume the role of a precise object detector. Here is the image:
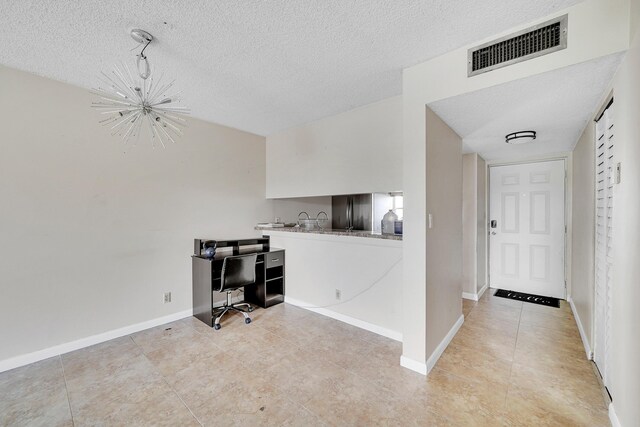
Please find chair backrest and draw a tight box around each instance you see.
[219,254,257,292]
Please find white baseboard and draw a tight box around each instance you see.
[462,292,478,301]
[609,402,621,427]
[477,283,488,299]
[400,355,427,375]
[0,309,193,373]
[426,314,464,374]
[284,296,402,342]
[462,283,488,301]
[568,296,593,360]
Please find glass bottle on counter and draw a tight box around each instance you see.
[381,209,398,235]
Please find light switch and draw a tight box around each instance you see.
[428,214,433,229]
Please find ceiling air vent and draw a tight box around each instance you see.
[468,14,568,77]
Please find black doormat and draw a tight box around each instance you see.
[494,289,560,308]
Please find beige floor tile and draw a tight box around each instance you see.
[509,362,607,413]
[61,336,142,381]
[435,340,513,387]
[303,368,405,426]
[464,308,521,337]
[130,320,206,354]
[450,322,519,361]
[504,382,610,427]
[478,291,524,310]
[416,368,511,426]
[462,299,478,317]
[0,356,65,399]
[0,357,72,427]
[520,306,577,332]
[3,299,608,426]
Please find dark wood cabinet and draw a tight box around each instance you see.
[192,237,285,328]
[246,250,285,308]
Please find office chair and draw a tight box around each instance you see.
[213,253,257,330]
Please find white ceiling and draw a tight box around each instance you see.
[429,53,624,161]
[0,0,582,136]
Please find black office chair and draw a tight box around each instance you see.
[213,253,257,330]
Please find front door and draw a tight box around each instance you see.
[489,160,566,299]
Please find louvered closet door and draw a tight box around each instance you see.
[594,103,614,384]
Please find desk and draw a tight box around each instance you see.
[192,237,285,328]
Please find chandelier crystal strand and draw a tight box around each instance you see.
[91,29,189,148]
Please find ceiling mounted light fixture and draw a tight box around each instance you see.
[505,130,537,144]
[91,29,189,148]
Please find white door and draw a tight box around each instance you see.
[594,102,614,384]
[489,160,566,299]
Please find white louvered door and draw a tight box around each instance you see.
[594,102,614,384]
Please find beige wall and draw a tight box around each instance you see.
[462,153,487,298]
[571,120,596,351]
[462,154,477,295]
[266,96,402,198]
[425,108,463,357]
[607,23,640,426]
[476,155,487,292]
[0,65,271,362]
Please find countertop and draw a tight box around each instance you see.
[255,225,403,241]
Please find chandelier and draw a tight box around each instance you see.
[91,29,189,148]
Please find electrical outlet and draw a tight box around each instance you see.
[335,289,341,300]
[164,292,171,303]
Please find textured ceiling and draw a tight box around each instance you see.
[429,53,623,161]
[0,0,582,136]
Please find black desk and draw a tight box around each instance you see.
[192,237,285,328]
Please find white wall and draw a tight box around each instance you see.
[607,18,640,426]
[404,0,631,105]
[0,65,271,363]
[266,96,402,198]
[568,3,640,423]
[265,231,403,338]
[571,119,596,351]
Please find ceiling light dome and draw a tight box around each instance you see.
[505,131,536,144]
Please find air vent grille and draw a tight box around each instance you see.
[468,15,568,77]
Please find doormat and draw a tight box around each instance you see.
[494,289,560,308]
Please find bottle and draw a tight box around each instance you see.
[381,210,398,235]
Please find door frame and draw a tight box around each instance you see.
[485,153,571,300]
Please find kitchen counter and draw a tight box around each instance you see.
[254,225,402,241]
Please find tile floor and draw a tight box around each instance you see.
[1,292,609,426]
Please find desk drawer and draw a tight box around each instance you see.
[266,251,284,268]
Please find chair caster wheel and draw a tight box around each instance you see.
[214,324,221,330]
[245,318,252,324]
[248,306,254,312]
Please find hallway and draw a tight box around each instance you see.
[0,293,609,426]
[455,293,609,425]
